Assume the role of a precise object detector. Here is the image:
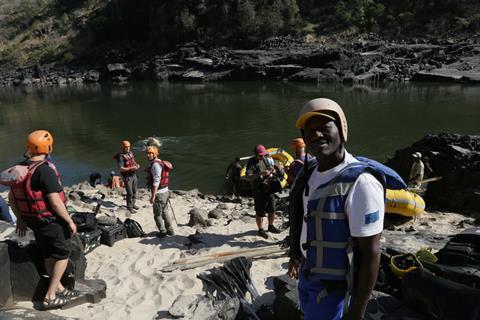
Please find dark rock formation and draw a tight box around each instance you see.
[1,39,480,86]
[385,133,480,212]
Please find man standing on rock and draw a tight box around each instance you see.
[8,130,79,309]
[115,140,140,212]
[287,98,384,320]
[246,145,282,239]
[146,145,175,237]
[408,152,425,188]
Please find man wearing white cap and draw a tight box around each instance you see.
[408,152,425,188]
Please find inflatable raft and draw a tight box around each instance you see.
[385,189,425,217]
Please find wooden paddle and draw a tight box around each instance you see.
[417,176,443,184]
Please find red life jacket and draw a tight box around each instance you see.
[146,159,171,189]
[114,151,137,169]
[10,160,67,222]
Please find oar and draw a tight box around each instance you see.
[417,176,442,184]
[161,245,286,272]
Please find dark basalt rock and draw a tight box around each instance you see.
[2,39,479,86]
[385,133,480,212]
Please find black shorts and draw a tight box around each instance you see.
[253,192,276,217]
[31,220,72,260]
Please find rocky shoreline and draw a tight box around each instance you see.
[1,37,480,87]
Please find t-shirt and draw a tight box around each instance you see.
[27,161,63,194]
[300,152,384,258]
[409,161,425,182]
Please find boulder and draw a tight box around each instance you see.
[385,133,480,211]
[208,209,224,219]
[188,208,209,227]
[0,242,12,308]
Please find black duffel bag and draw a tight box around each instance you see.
[402,268,480,320]
[124,218,146,238]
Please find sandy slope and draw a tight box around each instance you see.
[1,184,477,319]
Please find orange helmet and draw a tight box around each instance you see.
[27,130,54,155]
[122,140,131,148]
[146,145,158,158]
[291,138,306,150]
[295,98,348,142]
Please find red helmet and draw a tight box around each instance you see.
[27,130,54,155]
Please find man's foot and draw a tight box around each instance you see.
[268,225,282,234]
[133,205,140,210]
[128,207,136,213]
[58,288,81,299]
[258,229,268,239]
[167,230,175,236]
[43,294,69,310]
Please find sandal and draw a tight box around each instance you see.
[58,288,81,298]
[43,294,69,310]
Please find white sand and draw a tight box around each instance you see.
[2,185,477,319]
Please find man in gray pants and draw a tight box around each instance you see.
[116,140,140,212]
[145,145,174,237]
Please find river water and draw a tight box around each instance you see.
[0,81,478,194]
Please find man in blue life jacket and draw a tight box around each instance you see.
[287,98,385,320]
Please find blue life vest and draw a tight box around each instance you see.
[304,161,387,281]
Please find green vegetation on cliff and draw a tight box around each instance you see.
[1,0,479,67]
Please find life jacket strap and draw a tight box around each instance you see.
[310,211,346,220]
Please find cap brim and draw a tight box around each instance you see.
[296,111,336,129]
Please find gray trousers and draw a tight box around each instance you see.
[153,191,174,234]
[124,174,138,209]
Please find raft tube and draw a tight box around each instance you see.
[385,189,425,217]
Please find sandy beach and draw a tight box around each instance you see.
[1,183,477,319]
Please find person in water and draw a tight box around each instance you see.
[288,98,384,320]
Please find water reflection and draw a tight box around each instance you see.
[0,82,478,194]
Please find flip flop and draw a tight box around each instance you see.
[58,288,81,298]
[43,294,69,310]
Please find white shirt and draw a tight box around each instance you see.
[300,152,384,257]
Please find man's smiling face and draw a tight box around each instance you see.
[303,115,342,162]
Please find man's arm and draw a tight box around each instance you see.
[8,191,27,237]
[117,154,140,173]
[344,234,381,320]
[47,193,76,235]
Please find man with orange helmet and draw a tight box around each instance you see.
[286,137,311,186]
[115,140,140,212]
[8,130,79,309]
[287,99,384,320]
[145,145,174,237]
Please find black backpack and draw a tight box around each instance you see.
[124,218,146,238]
